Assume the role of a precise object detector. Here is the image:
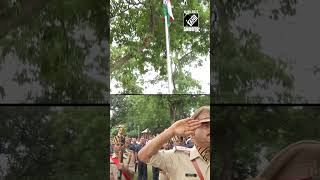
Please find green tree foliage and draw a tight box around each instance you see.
[110,95,209,135]
[214,106,320,180]
[111,0,209,93]
[0,0,108,103]
[0,106,106,180]
[110,95,131,128]
[212,0,301,103]
[0,107,53,180]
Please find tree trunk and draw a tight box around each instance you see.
[169,103,176,121]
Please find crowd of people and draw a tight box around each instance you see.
[110,106,210,180]
[110,134,194,180]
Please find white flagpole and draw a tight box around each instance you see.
[164,14,173,94]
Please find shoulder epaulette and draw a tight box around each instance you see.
[174,146,191,154]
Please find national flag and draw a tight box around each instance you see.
[163,0,174,26]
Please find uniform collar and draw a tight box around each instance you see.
[189,146,211,165]
[189,146,200,161]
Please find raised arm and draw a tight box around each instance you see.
[138,118,201,163]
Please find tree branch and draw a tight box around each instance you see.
[57,16,69,59]
[176,43,199,66]
[111,35,153,72]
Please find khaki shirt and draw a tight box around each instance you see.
[110,150,135,180]
[148,146,210,180]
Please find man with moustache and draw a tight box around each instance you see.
[138,106,210,180]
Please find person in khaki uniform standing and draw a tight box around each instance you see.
[138,106,210,180]
[110,144,135,180]
[110,126,135,180]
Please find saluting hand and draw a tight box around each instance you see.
[169,118,202,137]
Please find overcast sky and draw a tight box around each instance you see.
[233,0,320,102]
[110,54,210,94]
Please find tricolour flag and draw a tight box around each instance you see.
[163,0,174,26]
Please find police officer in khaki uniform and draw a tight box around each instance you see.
[110,126,135,180]
[138,106,210,180]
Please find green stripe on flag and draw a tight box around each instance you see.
[163,0,174,27]
[162,4,171,26]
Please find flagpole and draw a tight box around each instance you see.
[164,15,173,94]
